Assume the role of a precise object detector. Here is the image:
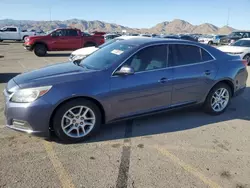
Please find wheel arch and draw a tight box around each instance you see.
[205,79,235,101]
[84,41,97,47]
[49,96,106,131]
[33,41,49,51]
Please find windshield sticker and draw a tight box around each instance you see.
[111,49,124,55]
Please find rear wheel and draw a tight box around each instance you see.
[84,42,96,47]
[34,44,47,57]
[22,35,28,41]
[204,83,232,115]
[243,54,250,65]
[53,99,102,143]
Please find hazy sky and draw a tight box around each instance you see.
[0,0,249,29]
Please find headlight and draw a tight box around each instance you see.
[10,86,52,103]
[69,54,86,61]
[25,37,30,42]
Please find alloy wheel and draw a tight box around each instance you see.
[61,106,96,138]
[211,88,230,112]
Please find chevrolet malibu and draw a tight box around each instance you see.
[3,38,248,142]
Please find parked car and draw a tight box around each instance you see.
[4,38,248,142]
[104,34,121,41]
[23,28,105,56]
[69,35,146,61]
[213,35,226,45]
[140,34,152,37]
[198,35,215,45]
[0,26,35,41]
[217,38,250,65]
[220,31,250,45]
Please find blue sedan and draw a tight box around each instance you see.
[3,38,248,142]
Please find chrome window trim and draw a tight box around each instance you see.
[111,42,216,77]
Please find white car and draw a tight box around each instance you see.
[217,38,250,65]
[198,35,215,45]
[69,36,147,61]
[0,26,35,41]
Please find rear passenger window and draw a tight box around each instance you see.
[173,44,201,66]
[66,30,78,36]
[201,49,214,61]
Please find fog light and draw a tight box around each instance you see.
[12,119,33,131]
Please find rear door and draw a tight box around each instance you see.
[64,29,82,50]
[109,44,174,119]
[169,44,217,106]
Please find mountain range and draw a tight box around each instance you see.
[0,19,236,34]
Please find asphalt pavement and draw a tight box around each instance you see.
[0,42,250,188]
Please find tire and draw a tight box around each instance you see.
[23,35,28,41]
[84,42,96,47]
[208,41,213,45]
[203,83,232,115]
[53,99,102,143]
[243,54,250,65]
[34,44,47,57]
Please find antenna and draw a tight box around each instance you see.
[226,8,230,26]
[49,7,51,23]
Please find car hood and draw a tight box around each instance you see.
[13,62,96,88]
[217,45,249,53]
[71,46,99,56]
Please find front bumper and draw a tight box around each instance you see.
[3,89,52,137]
[23,43,33,51]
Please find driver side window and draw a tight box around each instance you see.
[124,45,168,73]
[54,30,66,37]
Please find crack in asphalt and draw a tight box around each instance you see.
[116,120,133,188]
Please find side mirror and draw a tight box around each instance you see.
[115,65,135,76]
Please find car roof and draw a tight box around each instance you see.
[118,37,190,46]
[239,38,250,41]
[116,35,148,40]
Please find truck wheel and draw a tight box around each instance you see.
[34,44,47,57]
[84,42,96,47]
[23,35,28,41]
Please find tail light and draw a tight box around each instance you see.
[100,38,105,44]
[242,59,248,67]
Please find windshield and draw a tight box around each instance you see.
[228,32,243,37]
[232,40,250,47]
[80,41,135,70]
[98,38,124,48]
[46,29,56,35]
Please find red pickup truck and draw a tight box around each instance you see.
[24,28,105,56]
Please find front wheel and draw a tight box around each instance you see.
[53,99,102,143]
[208,41,213,45]
[204,83,232,115]
[34,44,47,57]
[243,54,250,65]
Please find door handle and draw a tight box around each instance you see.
[158,77,168,83]
[204,70,211,75]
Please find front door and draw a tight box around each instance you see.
[50,29,69,50]
[169,44,217,106]
[109,45,174,119]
